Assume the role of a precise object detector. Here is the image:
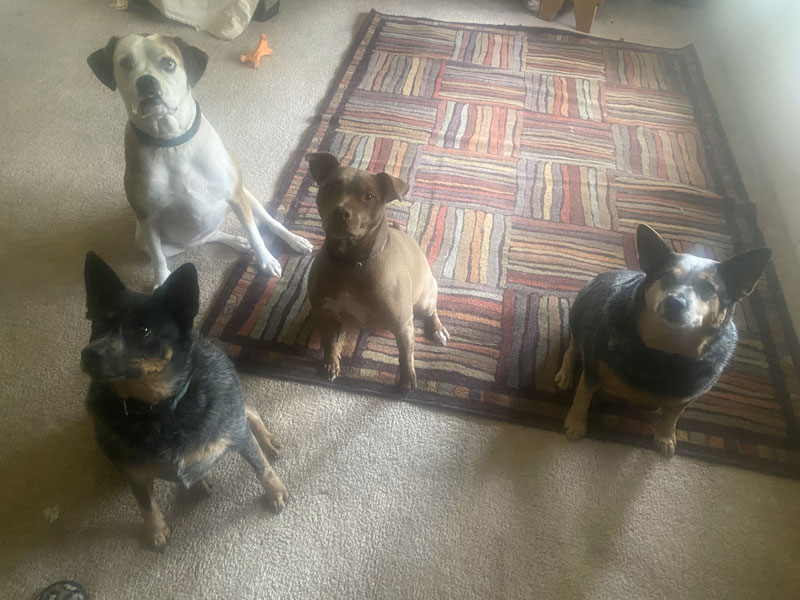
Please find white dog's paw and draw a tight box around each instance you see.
[285,233,314,255]
[256,253,282,278]
[229,236,251,253]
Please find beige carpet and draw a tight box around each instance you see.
[1,0,799,598]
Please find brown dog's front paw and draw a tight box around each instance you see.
[564,411,587,441]
[398,370,417,396]
[654,432,677,458]
[322,358,340,382]
[425,316,450,346]
[263,480,289,513]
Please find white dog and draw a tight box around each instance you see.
[88,34,312,286]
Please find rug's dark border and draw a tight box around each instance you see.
[203,11,800,479]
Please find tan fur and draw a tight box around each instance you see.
[245,405,281,458]
[596,361,689,408]
[181,437,230,467]
[113,348,174,404]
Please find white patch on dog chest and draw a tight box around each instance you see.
[323,292,374,326]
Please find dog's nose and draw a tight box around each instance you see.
[80,346,104,374]
[136,75,159,98]
[663,295,687,317]
[333,206,352,222]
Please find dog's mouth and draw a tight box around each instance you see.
[136,96,172,118]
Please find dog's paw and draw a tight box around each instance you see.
[229,236,251,253]
[398,370,417,397]
[554,366,573,391]
[564,411,587,441]
[654,432,677,458]
[263,480,289,514]
[433,325,450,346]
[146,519,171,549]
[322,358,340,382]
[261,433,282,461]
[286,233,314,255]
[256,253,283,278]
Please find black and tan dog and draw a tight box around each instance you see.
[555,224,771,456]
[81,252,288,548]
[305,152,449,394]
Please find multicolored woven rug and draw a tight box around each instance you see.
[203,11,800,478]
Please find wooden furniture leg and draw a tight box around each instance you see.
[539,0,566,21]
[574,0,601,33]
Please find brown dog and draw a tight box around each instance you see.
[305,153,449,394]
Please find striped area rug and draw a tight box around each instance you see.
[203,11,800,478]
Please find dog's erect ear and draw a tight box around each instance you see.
[306,152,340,183]
[637,224,673,275]
[171,37,208,88]
[376,172,410,203]
[87,36,120,91]
[718,247,772,302]
[155,263,199,330]
[84,252,125,315]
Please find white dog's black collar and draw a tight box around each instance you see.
[129,101,202,148]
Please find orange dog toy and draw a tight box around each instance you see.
[240,34,273,68]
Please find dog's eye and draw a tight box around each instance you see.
[119,57,133,72]
[130,325,151,339]
[364,192,375,202]
[694,279,716,300]
[161,57,176,72]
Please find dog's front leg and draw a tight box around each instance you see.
[138,218,171,288]
[243,188,313,255]
[564,372,597,440]
[653,403,689,458]
[237,433,289,513]
[314,308,344,382]
[393,316,417,395]
[126,471,170,549]
[229,191,282,277]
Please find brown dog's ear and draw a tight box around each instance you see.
[87,36,120,91]
[636,224,673,275]
[84,251,125,316]
[718,247,771,301]
[171,37,208,88]
[376,172,409,203]
[306,152,340,183]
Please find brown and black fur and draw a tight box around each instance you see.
[305,152,449,395]
[81,252,287,548]
[554,224,771,456]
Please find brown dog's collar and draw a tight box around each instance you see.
[324,235,388,269]
[129,101,202,148]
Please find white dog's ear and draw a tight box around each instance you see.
[87,36,119,91]
[306,152,340,183]
[171,37,208,88]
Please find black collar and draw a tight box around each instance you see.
[120,374,193,416]
[129,101,202,148]
[325,234,388,269]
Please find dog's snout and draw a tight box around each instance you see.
[80,346,104,373]
[136,75,159,98]
[333,206,352,222]
[663,294,687,319]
